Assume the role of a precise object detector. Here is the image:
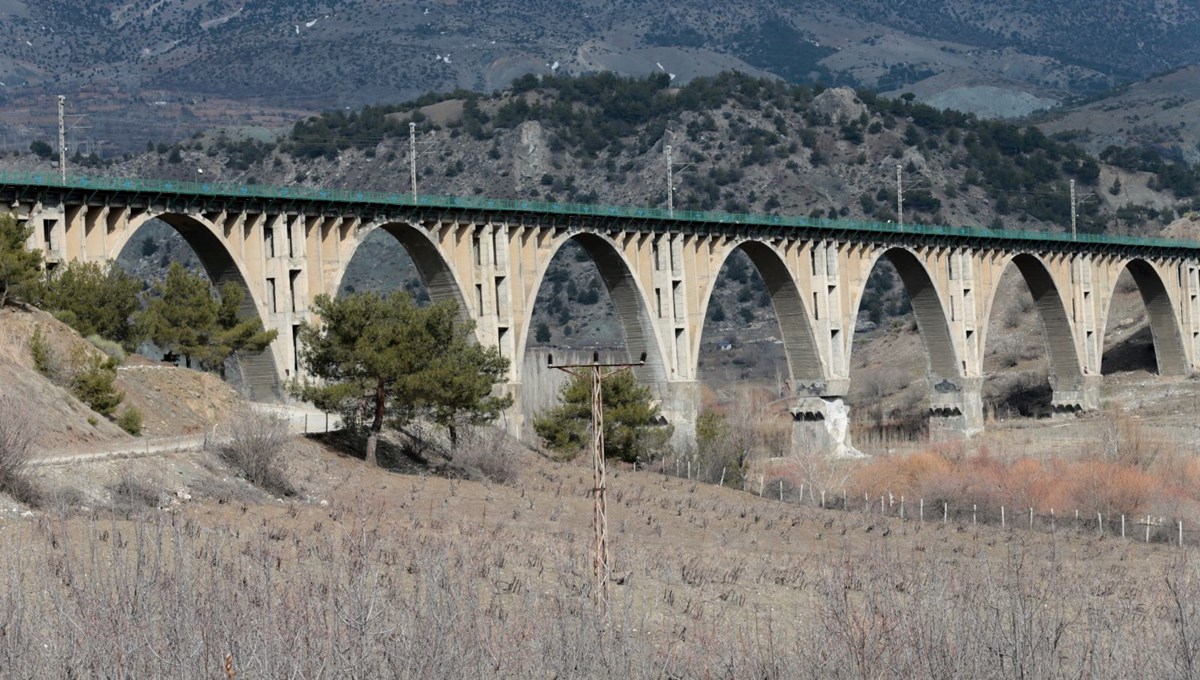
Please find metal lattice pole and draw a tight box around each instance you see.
[590,363,609,604]
[57,95,67,182]
[548,350,645,610]
[409,122,418,201]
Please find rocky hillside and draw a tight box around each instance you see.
[2,1,1199,153]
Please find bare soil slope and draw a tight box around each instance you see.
[0,305,244,453]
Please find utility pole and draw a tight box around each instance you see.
[665,144,674,217]
[1070,179,1077,240]
[409,122,418,202]
[547,350,646,611]
[896,164,904,228]
[57,95,67,182]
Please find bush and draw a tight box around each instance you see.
[29,326,59,379]
[450,425,521,484]
[108,471,161,512]
[71,353,124,417]
[117,407,143,436]
[86,334,126,362]
[219,408,295,497]
[0,397,42,506]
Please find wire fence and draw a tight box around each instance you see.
[3,170,1198,252]
[658,457,1197,548]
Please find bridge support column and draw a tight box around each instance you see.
[661,380,700,452]
[1049,374,1102,415]
[929,377,985,439]
[791,394,860,458]
[501,381,525,439]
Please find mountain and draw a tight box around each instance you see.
[2,1,1199,153]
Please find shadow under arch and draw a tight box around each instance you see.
[986,253,1084,383]
[349,222,473,318]
[116,212,282,401]
[853,247,962,381]
[515,232,668,391]
[1103,259,1188,376]
[693,240,825,385]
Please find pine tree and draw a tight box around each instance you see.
[534,370,670,463]
[0,215,41,308]
[137,263,276,371]
[295,291,510,465]
[29,261,143,349]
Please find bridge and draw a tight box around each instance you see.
[5,171,1200,453]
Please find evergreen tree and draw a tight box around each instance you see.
[295,291,510,465]
[0,215,41,308]
[29,261,143,349]
[137,263,276,371]
[534,370,670,463]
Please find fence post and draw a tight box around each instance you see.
[1001,506,1005,528]
[779,479,784,502]
[719,468,726,487]
[799,484,805,503]
[900,496,905,520]
[944,502,947,524]
[1099,512,1104,535]
[973,505,977,526]
[1121,515,1125,540]
[821,490,825,508]
[1029,507,1034,530]
[920,498,924,523]
[1146,516,1151,543]
[880,495,885,515]
[1051,509,1055,533]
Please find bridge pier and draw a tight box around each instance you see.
[1049,374,1103,415]
[929,376,985,440]
[661,380,701,452]
[790,388,860,458]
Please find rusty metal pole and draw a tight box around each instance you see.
[591,363,609,606]
[547,351,645,611]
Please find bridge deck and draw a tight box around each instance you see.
[3,171,1197,254]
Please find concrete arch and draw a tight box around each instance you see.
[980,253,1083,382]
[513,232,669,391]
[850,247,962,380]
[1102,258,1189,375]
[109,212,281,401]
[336,222,473,323]
[692,239,826,383]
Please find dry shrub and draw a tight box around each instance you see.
[450,425,522,484]
[1069,460,1154,519]
[850,445,1161,523]
[108,471,161,512]
[220,408,295,497]
[0,397,42,507]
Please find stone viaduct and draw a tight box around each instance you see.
[5,172,1200,452]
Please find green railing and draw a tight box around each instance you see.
[3,171,1197,251]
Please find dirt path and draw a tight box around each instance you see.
[31,404,342,466]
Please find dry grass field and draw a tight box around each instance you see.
[3,429,1200,678]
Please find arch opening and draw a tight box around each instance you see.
[694,242,820,460]
[848,255,925,445]
[116,214,281,400]
[519,234,668,431]
[1101,260,1188,377]
[980,261,1055,419]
